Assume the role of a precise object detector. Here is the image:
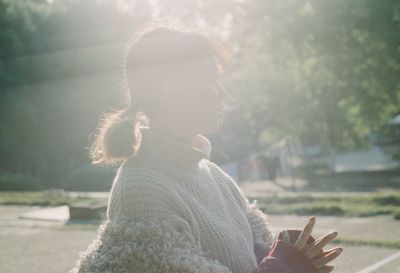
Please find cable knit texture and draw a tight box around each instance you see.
[246,200,274,263]
[68,127,274,273]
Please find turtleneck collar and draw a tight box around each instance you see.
[131,126,211,170]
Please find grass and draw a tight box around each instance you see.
[301,167,400,192]
[3,191,400,251]
[2,190,400,221]
[332,238,400,249]
[252,191,400,220]
[0,190,107,207]
[56,218,400,249]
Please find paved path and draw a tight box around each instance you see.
[1,205,400,272]
[4,225,399,273]
[19,205,69,221]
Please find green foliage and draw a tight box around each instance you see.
[302,168,400,191]
[295,162,332,177]
[65,165,117,192]
[0,190,108,206]
[253,192,400,220]
[227,0,400,152]
[292,204,345,216]
[0,0,143,190]
[372,194,400,206]
[0,0,64,87]
[0,0,399,189]
[0,171,43,191]
[0,190,70,206]
[333,238,400,249]
[393,209,400,220]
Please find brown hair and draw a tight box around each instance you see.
[88,23,232,166]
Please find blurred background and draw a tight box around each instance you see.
[0,1,399,272]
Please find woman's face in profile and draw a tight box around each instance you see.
[154,57,227,136]
[180,59,227,135]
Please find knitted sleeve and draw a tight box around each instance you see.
[207,162,275,264]
[68,170,234,273]
[245,198,275,264]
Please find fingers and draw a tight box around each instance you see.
[312,247,343,268]
[315,246,343,259]
[295,216,316,249]
[317,265,335,273]
[305,231,338,258]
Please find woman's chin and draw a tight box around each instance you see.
[195,112,223,134]
[201,119,221,134]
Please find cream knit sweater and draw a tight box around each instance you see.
[69,127,274,273]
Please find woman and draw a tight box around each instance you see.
[69,24,342,273]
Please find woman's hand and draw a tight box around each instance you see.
[290,216,343,273]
